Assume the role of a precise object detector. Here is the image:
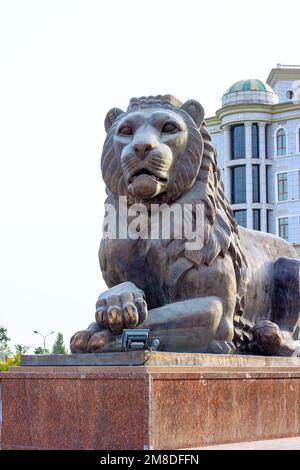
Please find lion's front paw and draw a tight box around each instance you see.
[70,322,102,353]
[70,330,91,353]
[70,323,122,354]
[87,330,111,353]
[95,282,148,334]
[70,328,118,353]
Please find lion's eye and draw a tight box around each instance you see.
[118,126,133,136]
[162,122,178,134]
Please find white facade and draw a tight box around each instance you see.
[206,67,300,254]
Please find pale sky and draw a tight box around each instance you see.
[1,0,299,353]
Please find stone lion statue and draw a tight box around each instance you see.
[70,95,300,356]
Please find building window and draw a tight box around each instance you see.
[278,173,288,201]
[252,123,259,158]
[231,166,246,203]
[278,217,288,241]
[234,210,247,228]
[286,90,294,100]
[265,124,269,158]
[276,128,287,156]
[266,165,269,203]
[252,165,260,203]
[253,209,261,231]
[231,125,245,159]
[267,209,272,233]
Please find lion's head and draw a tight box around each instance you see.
[101,95,204,205]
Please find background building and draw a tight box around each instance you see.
[206,65,300,254]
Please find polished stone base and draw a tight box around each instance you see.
[195,436,300,450]
[2,356,300,449]
[20,351,300,367]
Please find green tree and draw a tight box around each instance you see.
[0,326,11,357]
[0,353,21,372]
[52,332,67,355]
[34,346,50,355]
[14,344,29,355]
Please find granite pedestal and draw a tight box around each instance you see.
[1,352,300,449]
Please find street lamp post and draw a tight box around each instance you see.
[33,330,55,353]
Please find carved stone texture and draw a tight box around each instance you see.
[70,95,300,356]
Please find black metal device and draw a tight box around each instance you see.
[121,329,150,351]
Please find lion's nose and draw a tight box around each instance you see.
[133,143,154,159]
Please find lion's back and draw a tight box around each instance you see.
[239,226,298,262]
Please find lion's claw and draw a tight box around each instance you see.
[70,330,91,353]
[95,281,147,333]
[87,330,110,353]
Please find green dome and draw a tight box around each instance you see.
[225,79,274,94]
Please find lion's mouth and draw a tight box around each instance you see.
[129,169,168,184]
[127,168,169,199]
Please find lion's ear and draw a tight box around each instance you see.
[181,100,204,128]
[104,107,124,133]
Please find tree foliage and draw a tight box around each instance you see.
[0,326,11,357]
[15,344,29,355]
[0,354,21,372]
[52,332,67,355]
[34,346,50,355]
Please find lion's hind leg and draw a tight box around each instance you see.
[252,256,300,356]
